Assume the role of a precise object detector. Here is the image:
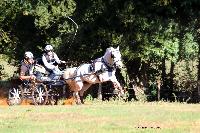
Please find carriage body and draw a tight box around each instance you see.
[7,60,69,106]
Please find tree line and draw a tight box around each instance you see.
[1,0,200,102]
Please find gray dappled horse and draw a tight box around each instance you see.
[63,46,124,104]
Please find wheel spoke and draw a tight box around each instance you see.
[37,88,40,94]
[39,87,42,94]
[41,89,44,94]
[13,88,17,93]
[10,92,15,95]
[39,97,44,103]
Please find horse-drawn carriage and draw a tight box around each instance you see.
[7,46,125,105]
[7,59,69,106]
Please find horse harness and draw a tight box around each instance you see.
[90,57,115,81]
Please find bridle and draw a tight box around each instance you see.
[102,50,122,69]
[109,50,122,69]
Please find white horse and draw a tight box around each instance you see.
[63,46,124,104]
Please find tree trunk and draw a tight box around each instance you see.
[157,79,161,101]
[169,61,175,95]
[161,56,167,99]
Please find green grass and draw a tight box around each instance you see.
[0,102,200,133]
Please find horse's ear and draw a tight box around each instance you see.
[117,46,119,50]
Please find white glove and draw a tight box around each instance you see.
[61,60,66,64]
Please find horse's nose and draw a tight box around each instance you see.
[118,62,123,69]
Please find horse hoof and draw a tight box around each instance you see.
[80,96,84,104]
[76,100,82,105]
[76,102,82,105]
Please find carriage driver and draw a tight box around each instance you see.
[19,51,36,81]
[42,44,66,80]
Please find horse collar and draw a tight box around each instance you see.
[101,57,114,71]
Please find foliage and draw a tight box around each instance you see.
[1,0,200,101]
[0,0,76,61]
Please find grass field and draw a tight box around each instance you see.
[0,101,200,133]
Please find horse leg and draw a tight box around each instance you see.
[79,83,92,104]
[111,77,124,96]
[73,92,81,105]
[73,81,84,105]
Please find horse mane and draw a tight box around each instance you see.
[104,47,114,57]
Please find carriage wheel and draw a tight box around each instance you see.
[7,85,24,106]
[32,83,48,105]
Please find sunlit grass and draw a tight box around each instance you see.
[0,102,200,133]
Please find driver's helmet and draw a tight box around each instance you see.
[24,51,34,59]
[44,44,53,52]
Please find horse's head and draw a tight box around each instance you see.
[109,46,123,69]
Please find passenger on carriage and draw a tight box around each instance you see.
[19,51,36,83]
[42,44,66,80]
